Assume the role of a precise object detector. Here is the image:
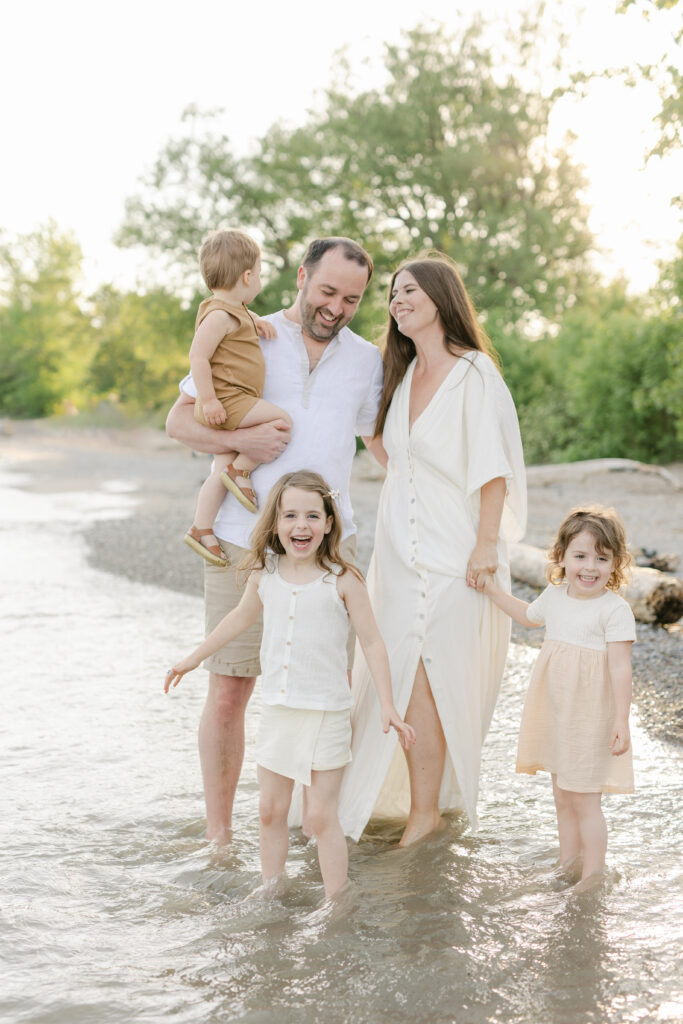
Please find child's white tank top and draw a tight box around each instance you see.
[257,557,352,711]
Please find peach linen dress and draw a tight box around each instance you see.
[518,583,636,793]
[337,352,527,839]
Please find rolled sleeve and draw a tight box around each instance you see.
[354,349,384,436]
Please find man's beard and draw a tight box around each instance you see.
[300,298,345,342]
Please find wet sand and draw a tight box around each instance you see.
[2,419,681,743]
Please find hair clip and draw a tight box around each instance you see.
[326,489,340,500]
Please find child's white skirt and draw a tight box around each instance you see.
[256,705,352,786]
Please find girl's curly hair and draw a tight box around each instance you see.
[547,506,633,591]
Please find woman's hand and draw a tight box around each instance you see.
[164,655,201,693]
[381,703,416,750]
[466,541,499,591]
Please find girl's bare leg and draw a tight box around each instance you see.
[194,454,234,528]
[552,775,582,867]
[257,766,294,883]
[572,791,607,880]
[306,767,347,898]
[399,659,446,847]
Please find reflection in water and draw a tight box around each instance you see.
[2,472,682,1024]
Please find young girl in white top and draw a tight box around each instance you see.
[472,506,636,890]
[166,470,415,898]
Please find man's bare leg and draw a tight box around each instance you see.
[198,671,256,842]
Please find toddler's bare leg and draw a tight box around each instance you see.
[194,454,235,528]
[306,767,348,898]
[552,775,581,866]
[258,766,294,884]
[231,401,293,483]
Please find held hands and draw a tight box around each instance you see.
[609,719,631,756]
[164,654,201,693]
[381,703,416,750]
[466,541,499,591]
[202,397,227,427]
[254,317,277,340]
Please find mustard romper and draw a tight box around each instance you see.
[517,583,636,794]
[193,297,265,429]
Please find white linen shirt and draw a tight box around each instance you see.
[257,560,352,711]
[180,309,383,549]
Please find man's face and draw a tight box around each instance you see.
[297,248,369,343]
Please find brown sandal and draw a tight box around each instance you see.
[219,463,258,513]
[183,526,227,567]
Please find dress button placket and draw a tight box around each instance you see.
[408,449,424,642]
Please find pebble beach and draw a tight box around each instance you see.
[3,419,681,745]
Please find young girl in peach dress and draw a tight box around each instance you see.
[479,506,636,890]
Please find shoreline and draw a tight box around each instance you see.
[2,420,681,745]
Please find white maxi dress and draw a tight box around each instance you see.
[338,352,526,840]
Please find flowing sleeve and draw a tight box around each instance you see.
[462,355,527,542]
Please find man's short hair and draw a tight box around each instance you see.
[199,230,260,291]
[302,237,373,283]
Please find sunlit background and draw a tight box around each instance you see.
[2,0,682,293]
[1,0,682,466]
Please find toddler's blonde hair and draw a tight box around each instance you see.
[199,229,260,291]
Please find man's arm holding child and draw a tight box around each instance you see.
[166,392,290,462]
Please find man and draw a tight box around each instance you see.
[166,237,383,841]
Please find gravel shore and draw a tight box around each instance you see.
[2,421,681,745]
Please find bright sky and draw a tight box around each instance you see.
[1,0,682,295]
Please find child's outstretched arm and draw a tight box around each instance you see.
[164,574,262,691]
[338,572,416,749]
[478,577,543,629]
[189,309,237,426]
[607,640,633,756]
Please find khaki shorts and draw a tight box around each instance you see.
[203,534,359,677]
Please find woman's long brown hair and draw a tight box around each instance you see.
[373,254,500,438]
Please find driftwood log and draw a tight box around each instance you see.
[510,542,683,625]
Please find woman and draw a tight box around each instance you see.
[338,255,526,846]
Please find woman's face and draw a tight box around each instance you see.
[389,270,440,338]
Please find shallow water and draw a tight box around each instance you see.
[2,468,683,1024]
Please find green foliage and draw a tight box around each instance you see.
[0,223,93,417]
[494,282,683,464]
[88,286,196,412]
[117,21,595,329]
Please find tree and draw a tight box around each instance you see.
[0,223,92,417]
[117,21,595,333]
[89,286,196,413]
